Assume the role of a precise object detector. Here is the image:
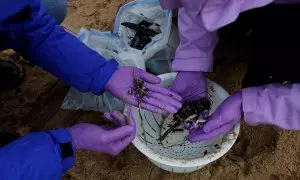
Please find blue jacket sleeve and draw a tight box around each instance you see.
[0,0,118,95]
[0,129,75,180]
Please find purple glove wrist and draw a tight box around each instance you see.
[242,84,300,130]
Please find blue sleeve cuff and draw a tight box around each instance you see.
[47,128,75,173]
[90,59,118,95]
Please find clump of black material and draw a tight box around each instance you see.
[159,97,212,142]
[121,20,160,50]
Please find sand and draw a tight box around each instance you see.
[63,0,130,31]
[1,0,300,179]
[0,50,59,134]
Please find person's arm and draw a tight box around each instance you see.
[0,129,75,180]
[172,4,218,72]
[0,0,184,114]
[0,0,118,95]
[0,111,136,180]
[160,1,218,101]
[242,84,300,129]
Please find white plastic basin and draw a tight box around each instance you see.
[124,73,240,173]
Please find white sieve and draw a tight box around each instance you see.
[124,73,240,173]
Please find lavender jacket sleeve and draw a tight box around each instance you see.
[242,84,300,130]
[172,5,218,72]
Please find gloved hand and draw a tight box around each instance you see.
[188,83,300,142]
[187,91,243,142]
[171,71,207,101]
[105,67,182,114]
[67,111,135,155]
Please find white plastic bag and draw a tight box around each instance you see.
[114,0,179,62]
[61,29,145,112]
[61,0,180,112]
[77,29,145,69]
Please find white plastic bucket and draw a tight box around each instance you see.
[124,73,240,173]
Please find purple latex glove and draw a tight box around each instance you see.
[187,91,243,142]
[105,67,182,114]
[188,83,300,142]
[160,0,182,9]
[171,71,207,101]
[68,111,135,155]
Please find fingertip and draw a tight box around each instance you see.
[159,102,178,113]
[106,126,135,142]
[188,139,198,143]
[128,114,136,127]
[117,125,134,132]
[142,72,161,84]
[103,112,109,118]
[118,126,135,137]
[151,76,161,84]
[126,125,135,132]
[156,77,162,84]
[167,97,182,109]
[176,101,183,109]
[125,110,135,128]
[187,133,214,142]
[103,112,112,120]
[153,109,165,114]
[170,107,178,113]
[203,115,221,132]
[186,133,194,141]
[163,105,177,113]
[112,111,122,118]
[186,135,200,143]
[186,129,201,140]
[171,93,183,102]
[127,107,135,125]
